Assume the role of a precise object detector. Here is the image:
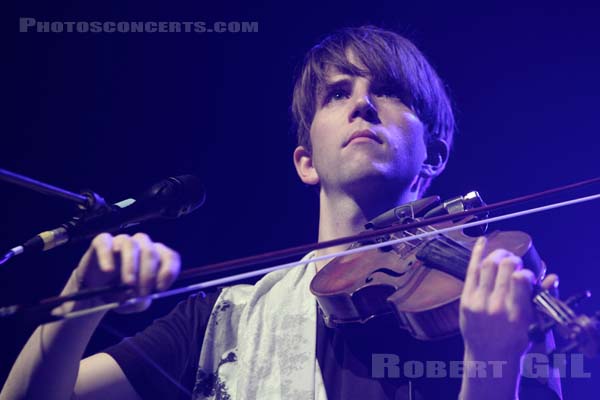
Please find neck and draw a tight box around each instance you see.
[314,185,418,271]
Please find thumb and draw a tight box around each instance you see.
[541,273,559,298]
[114,296,152,314]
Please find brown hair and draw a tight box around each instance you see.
[291,25,454,171]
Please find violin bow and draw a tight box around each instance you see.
[2,176,599,323]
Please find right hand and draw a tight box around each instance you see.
[73,232,181,313]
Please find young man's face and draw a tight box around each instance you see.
[294,56,428,197]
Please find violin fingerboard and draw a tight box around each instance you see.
[415,238,469,280]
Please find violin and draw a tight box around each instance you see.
[311,192,600,357]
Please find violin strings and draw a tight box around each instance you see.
[535,294,569,323]
[398,226,474,266]
[536,291,575,323]
[417,226,472,263]
[395,226,473,276]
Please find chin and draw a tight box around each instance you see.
[342,168,414,193]
[340,170,388,191]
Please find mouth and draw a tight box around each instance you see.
[344,129,383,146]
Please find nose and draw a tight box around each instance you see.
[349,94,380,124]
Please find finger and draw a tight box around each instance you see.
[89,233,115,273]
[75,233,115,288]
[134,233,159,296]
[479,249,511,294]
[493,255,523,299]
[155,243,181,291]
[541,273,559,298]
[464,236,486,295]
[114,234,140,287]
[541,273,559,291]
[508,269,535,321]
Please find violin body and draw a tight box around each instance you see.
[310,217,546,341]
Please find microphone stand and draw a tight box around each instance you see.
[0,168,90,207]
[0,167,109,264]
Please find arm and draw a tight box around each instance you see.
[75,353,141,400]
[0,233,180,400]
[101,290,219,400]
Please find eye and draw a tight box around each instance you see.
[323,88,350,105]
[373,85,403,100]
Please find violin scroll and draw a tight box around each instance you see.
[529,289,600,359]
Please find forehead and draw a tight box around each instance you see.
[322,65,366,83]
[320,50,369,82]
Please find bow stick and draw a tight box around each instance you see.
[2,176,599,323]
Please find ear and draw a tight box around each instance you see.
[420,139,449,180]
[293,145,320,185]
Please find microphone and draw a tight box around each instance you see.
[1,175,205,263]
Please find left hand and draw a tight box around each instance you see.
[459,236,537,362]
[458,237,561,400]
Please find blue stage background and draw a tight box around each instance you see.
[2,2,599,397]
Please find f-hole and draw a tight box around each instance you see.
[365,268,406,283]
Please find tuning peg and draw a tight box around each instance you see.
[565,290,592,307]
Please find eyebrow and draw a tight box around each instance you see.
[318,64,374,93]
[322,77,352,89]
[316,77,353,98]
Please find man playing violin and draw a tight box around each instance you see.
[1,26,562,400]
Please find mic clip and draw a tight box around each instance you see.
[78,189,110,214]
